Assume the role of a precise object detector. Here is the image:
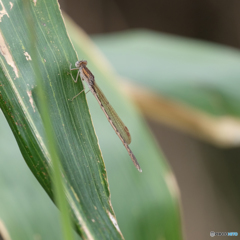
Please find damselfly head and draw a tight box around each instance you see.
[75,60,88,68]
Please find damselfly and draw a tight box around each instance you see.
[70,60,142,172]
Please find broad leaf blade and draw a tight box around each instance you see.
[0,0,123,239]
[92,30,240,146]
[93,30,240,117]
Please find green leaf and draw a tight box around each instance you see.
[93,30,240,117]
[65,16,183,240]
[92,30,240,146]
[0,1,123,239]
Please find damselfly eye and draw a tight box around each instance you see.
[75,61,81,68]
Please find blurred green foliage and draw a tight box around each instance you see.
[93,30,240,117]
